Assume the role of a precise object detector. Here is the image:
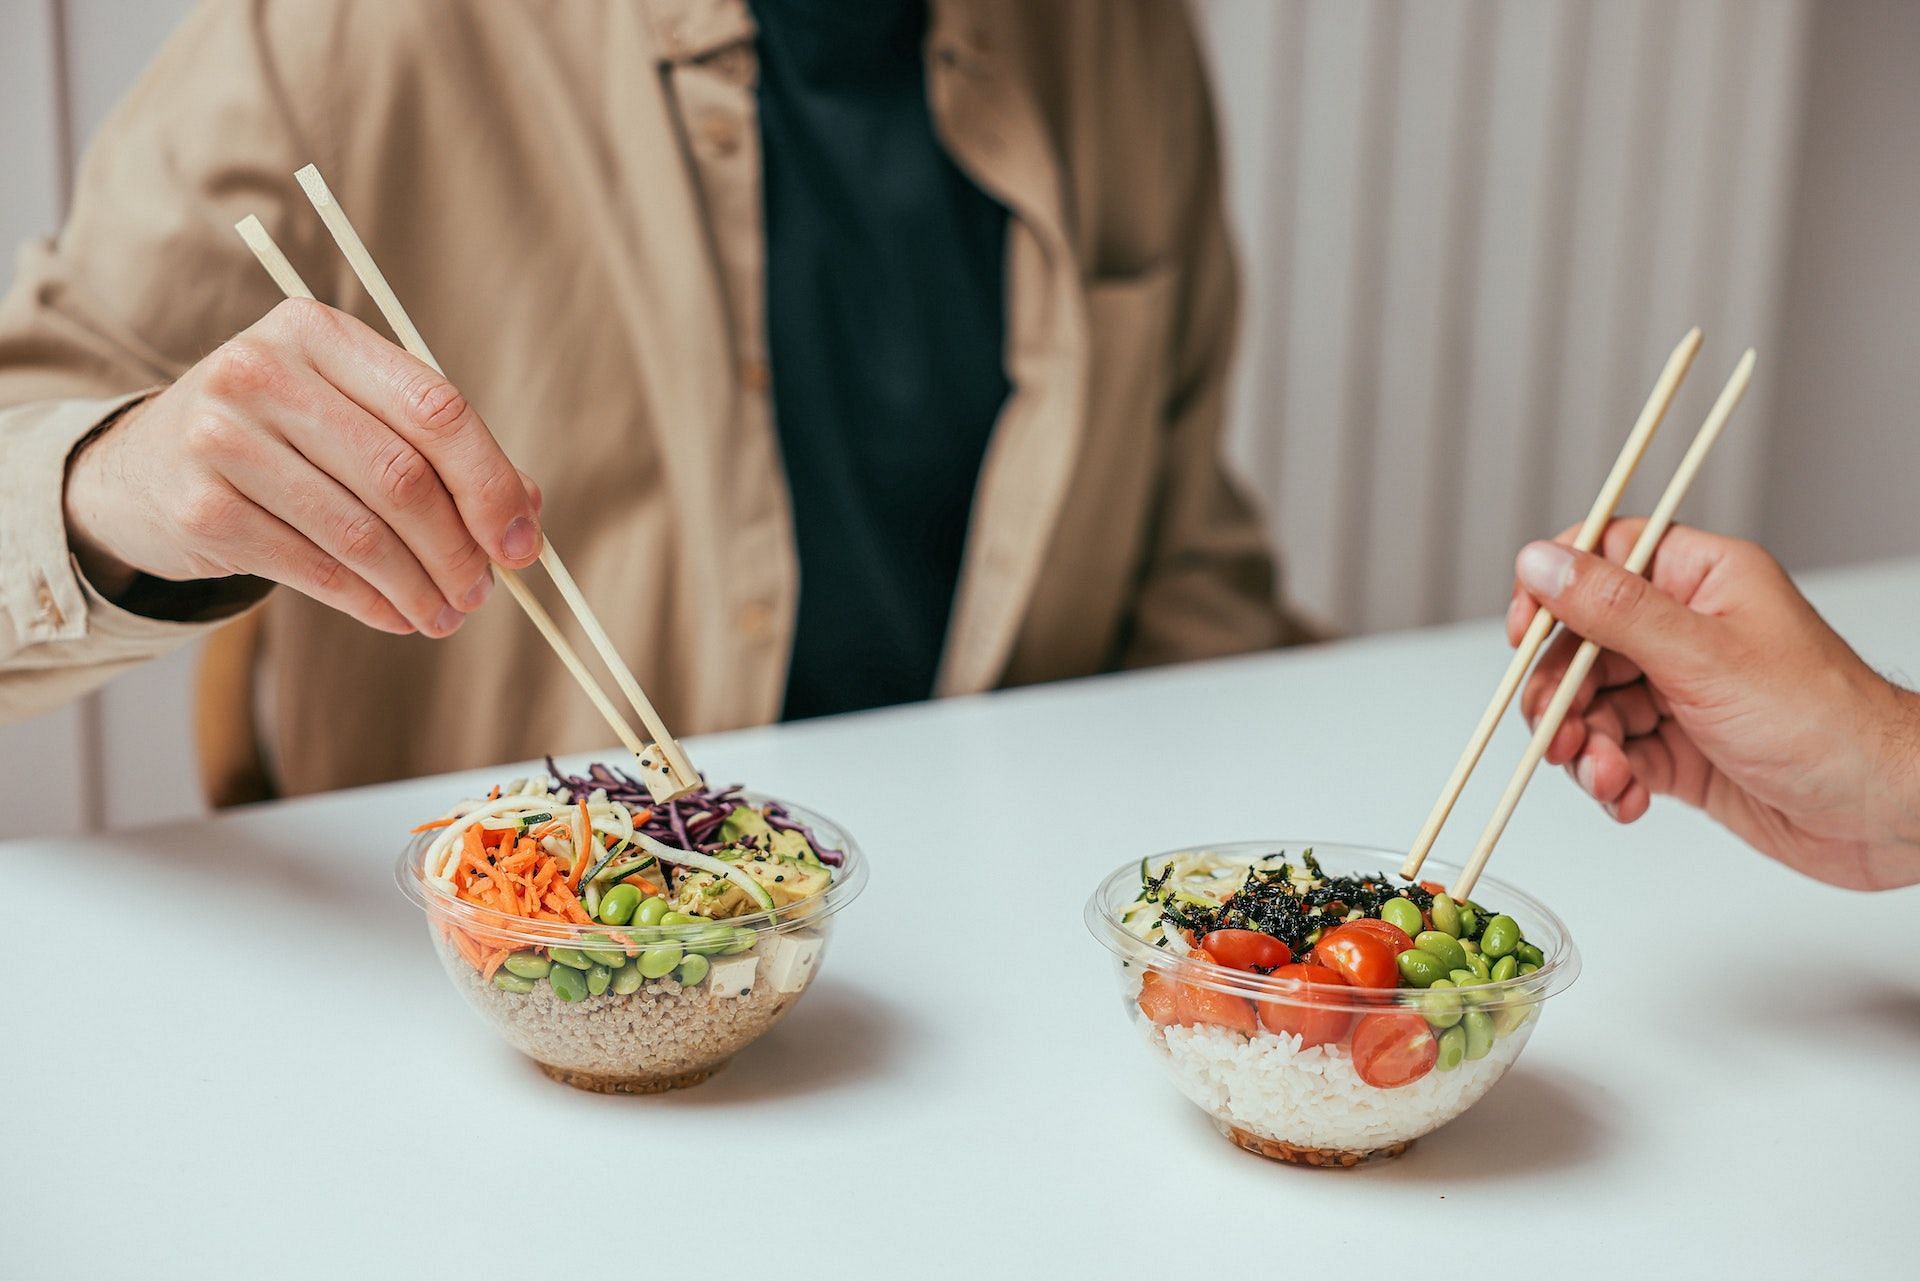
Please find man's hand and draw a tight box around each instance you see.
[1507,521,1920,890]
[63,299,543,635]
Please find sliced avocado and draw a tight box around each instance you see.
[768,827,821,866]
[742,855,830,905]
[717,805,775,846]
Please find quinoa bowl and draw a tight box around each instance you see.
[1087,841,1577,1166]
[398,770,867,1095]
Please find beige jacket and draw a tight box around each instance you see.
[0,0,1300,798]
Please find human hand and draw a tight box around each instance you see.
[1507,522,1920,890]
[63,299,542,635]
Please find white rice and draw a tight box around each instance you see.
[1148,1013,1529,1152]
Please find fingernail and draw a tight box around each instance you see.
[431,604,463,636]
[503,517,540,562]
[462,572,494,610]
[1576,756,1596,793]
[1504,595,1527,640]
[1517,541,1576,599]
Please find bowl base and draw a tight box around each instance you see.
[535,1059,730,1095]
[1219,1121,1413,1168]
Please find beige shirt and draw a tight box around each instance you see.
[0,0,1301,798]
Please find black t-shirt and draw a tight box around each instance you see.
[749,0,1010,720]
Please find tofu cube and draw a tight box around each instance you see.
[707,955,758,998]
[767,932,822,993]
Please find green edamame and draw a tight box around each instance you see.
[1518,962,1540,976]
[638,944,684,979]
[1514,941,1546,968]
[683,926,738,956]
[597,883,642,926]
[502,951,551,980]
[1436,1023,1467,1071]
[587,963,612,996]
[634,896,670,928]
[1421,978,1464,1030]
[721,927,757,955]
[1457,905,1480,938]
[580,933,626,967]
[1415,930,1469,973]
[1492,1000,1530,1036]
[660,911,702,927]
[548,964,589,1002]
[1481,914,1522,959]
[493,972,535,994]
[1429,893,1463,938]
[1459,938,1480,955]
[1467,950,1492,981]
[1463,1010,1494,1060]
[1380,897,1424,937]
[1396,948,1450,989]
[1491,954,1518,983]
[549,947,593,971]
[674,954,710,987]
[610,963,644,995]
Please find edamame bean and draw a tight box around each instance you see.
[1415,930,1469,973]
[1518,962,1540,976]
[1429,893,1463,938]
[684,926,738,956]
[721,928,757,956]
[634,896,670,928]
[598,884,642,926]
[1436,1023,1467,1071]
[1492,1001,1530,1037]
[660,911,702,927]
[1457,905,1480,938]
[1459,938,1480,955]
[1491,954,1518,983]
[1514,941,1546,968]
[587,963,612,996]
[503,951,552,980]
[1421,978,1464,1030]
[580,933,626,967]
[548,964,589,1002]
[1467,950,1492,981]
[1397,948,1450,989]
[1463,1010,1494,1060]
[611,963,644,995]
[1380,897,1424,937]
[493,972,535,994]
[1480,914,1522,959]
[638,944,683,980]
[549,947,593,971]
[674,954,710,987]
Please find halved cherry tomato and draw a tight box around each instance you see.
[1173,977,1259,1036]
[1351,1011,1438,1088]
[1255,962,1354,1048]
[1137,970,1178,1027]
[1312,925,1402,990]
[1200,928,1293,971]
[1331,918,1414,956]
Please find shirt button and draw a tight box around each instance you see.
[739,358,771,392]
[698,113,743,157]
[738,600,776,642]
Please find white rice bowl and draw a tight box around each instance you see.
[1144,1011,1532,1154]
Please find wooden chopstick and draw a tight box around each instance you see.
[235,175,702,803]
[1448,349,1756,901]
[1400,328,1702,882]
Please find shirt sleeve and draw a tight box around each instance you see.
[1116,8,1317,668]
[0,0,353,720]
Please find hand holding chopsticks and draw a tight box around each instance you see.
[235,167,702,803]
[1405,336,1758,900]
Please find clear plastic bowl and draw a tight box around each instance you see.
[398,794,867,1094]
[1086,840,1578,1166]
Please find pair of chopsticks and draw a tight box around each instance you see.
[1402,329,1756,900]
[234,165,702,804]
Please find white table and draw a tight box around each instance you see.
[5,559,1917,1280]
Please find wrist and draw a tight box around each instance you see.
[62,401,144,600]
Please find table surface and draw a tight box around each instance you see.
[4,558,1917,1280]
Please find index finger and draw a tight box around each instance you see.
[282,301,542,567]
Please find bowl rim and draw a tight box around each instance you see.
[396,790,867,948]
[1085,838,1579,1012]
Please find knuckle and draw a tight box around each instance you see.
[1585,568,1647,617]
[401,373,473,442]
[270,296,339,340]
[177,486,239,541]
[309,553,352,597]
[202,339,286,402]
[376,443,436,508]
[334,510,388,564]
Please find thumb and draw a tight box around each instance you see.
[1516,540,1715,684]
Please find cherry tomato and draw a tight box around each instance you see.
[1200,928,1293,971]
[1419,880,1446,895]
[1331,918,1414,956]
[1312,925,1402,990]
[1174,977,1259,1036]
[1351,1011,1438,1088]
[1137,971,1178,1027]
[1256,962,1354,1048]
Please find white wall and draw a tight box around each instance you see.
[1,0,1916,835]
[1761,0,1920,572]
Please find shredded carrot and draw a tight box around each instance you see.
[409,816,456,833]
[568,799,592,891]
[620,874,663,897]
